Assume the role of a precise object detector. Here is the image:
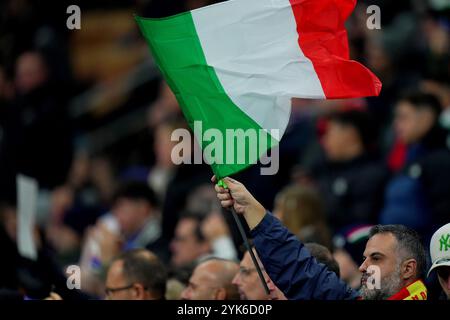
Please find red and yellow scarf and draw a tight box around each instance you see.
[387,279,427,300]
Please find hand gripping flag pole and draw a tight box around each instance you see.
[217,179,270,295]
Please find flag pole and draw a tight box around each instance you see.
[218,179,270,295]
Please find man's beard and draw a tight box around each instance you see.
[360,266,402,300]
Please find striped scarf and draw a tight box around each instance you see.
[387,279,427,300]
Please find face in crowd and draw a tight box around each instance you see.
[232,249,286,300]
[358,226,424,300]
[105,249,166,300]
[113,197,152,238]
[394,97,438,145]
[106,259,146,300]
[170,216,210,267]
[181,259,239,300]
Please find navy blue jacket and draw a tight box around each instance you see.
[380,142,450,239]
[251,213,358,300]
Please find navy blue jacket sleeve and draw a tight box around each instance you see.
[251,212,358,300]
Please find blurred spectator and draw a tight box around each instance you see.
[170,212,211,267]
[160,158,211,244]
[232,247,286,300]
[13,50,73,189]
[89,156,117,205]
[422,13,450,84]
[201,212,238,261]
[43,153,116,267]
[0,66,17,203]
[181,258,239,300]
[380,92,450,237]
[45,184,81,265]
[304,243,340,277]
[170,210,237,268]
[79,182,166,296]
[302,109,388,230]
[105,249,167,300]
[185,183,222,218]
[0,202,92,300]
[427,223,450,300]
[183,180,239,260]
[15,51,48,94]
[273,185,332,249]
[421,79,450,130]
[60,154,116,236]
[147,121,177,202]
[111,182,162,253]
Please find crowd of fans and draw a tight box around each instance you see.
[0,0,449,300]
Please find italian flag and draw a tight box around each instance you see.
[136,0,381,179]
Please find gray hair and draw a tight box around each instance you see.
[369,225,426,279]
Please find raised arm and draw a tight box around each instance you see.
[213,176,358,300]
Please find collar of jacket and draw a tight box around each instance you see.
[387,279,427,300]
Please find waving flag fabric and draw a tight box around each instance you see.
[136,0,382,178]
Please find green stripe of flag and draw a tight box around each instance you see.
[135,14,277,178]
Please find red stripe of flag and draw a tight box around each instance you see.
[289,0,382,98]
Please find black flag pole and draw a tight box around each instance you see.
[217,176,269,295]
[229,206,270,295]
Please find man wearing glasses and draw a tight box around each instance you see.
[232,247,286,300]
[105,249,167,300]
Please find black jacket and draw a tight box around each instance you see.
[311,154,389,231]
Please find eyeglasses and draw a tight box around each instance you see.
[238,267,265,277]
[105,284,134,297]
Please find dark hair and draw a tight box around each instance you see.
[178,211,206,243]
[369,225,427,279]
[114,181,158,207]
[304,243,340,277]
[115,249,167,299]
[399,91,442,116]
[167,263,196,286]
[326,109,378,149]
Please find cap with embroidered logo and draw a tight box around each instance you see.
[428,223,450,277]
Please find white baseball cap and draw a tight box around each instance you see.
[428,223,450,277]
